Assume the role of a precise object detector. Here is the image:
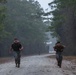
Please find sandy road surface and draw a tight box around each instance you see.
[0,54,76,75]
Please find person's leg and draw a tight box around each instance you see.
[56,53,59,66]
[17,58,20,68]
[15,58,17,67]
[58,54,63,68]
[13,51,18,67]
[60,55,63,68]
[17,51,21,68]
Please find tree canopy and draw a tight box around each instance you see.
[0,0,48,57]
[48,0,76,55]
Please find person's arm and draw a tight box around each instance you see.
[9,46,13,53]
[53,46,56,51]
[63,45,66,48]
[61,45,65,49]
[19,46,23,51]
[19,43,23,51]
[60,45,65,52]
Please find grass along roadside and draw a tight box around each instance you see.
[48,55,76,63]
[0,57,14,64]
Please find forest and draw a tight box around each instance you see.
[0,0,48,57]
[0,0,76,57]
[48,0,76,55]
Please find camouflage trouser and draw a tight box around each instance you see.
[56,52,63,67]
[13,51,21,65]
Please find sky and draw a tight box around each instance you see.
[36,0,53,12]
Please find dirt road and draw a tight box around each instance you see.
[0,54,76,75]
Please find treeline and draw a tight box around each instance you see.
[0,0,48,57]
[48,0,76,55]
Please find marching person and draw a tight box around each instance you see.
[10,38,23,68]
[53,41,65,68]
